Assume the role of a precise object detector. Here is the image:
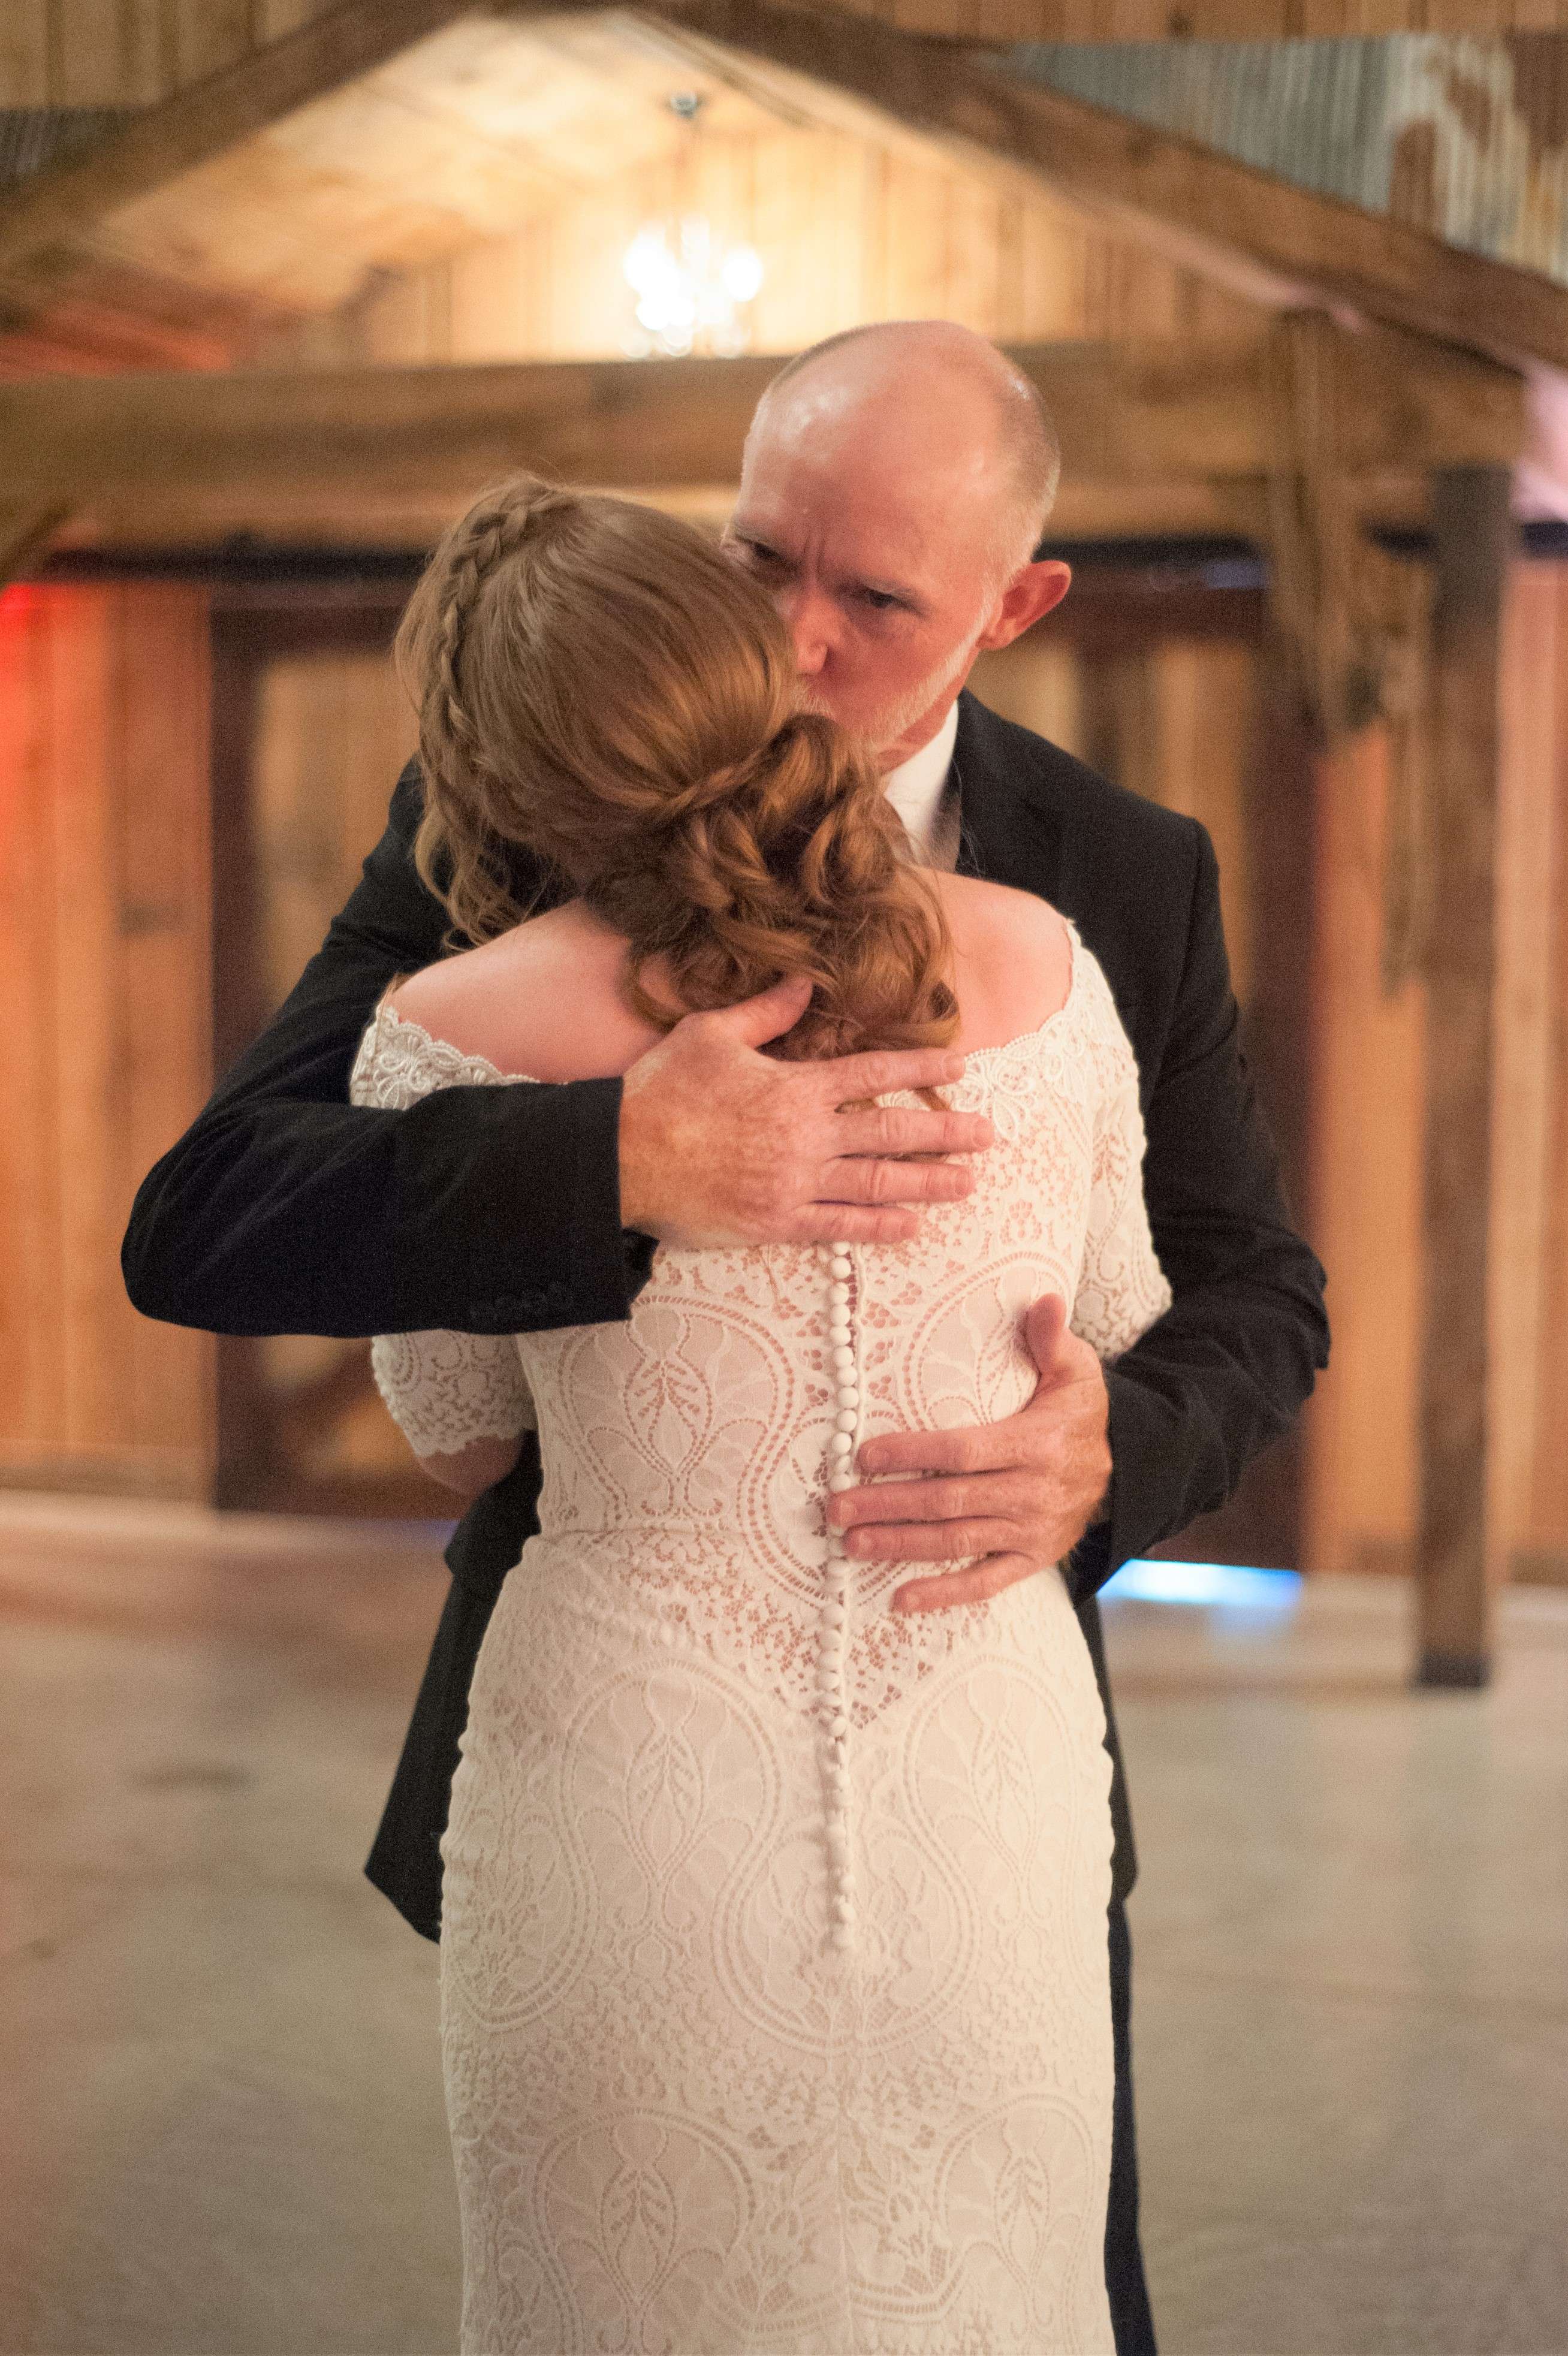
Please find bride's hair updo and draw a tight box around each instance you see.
[395,472,957,1061]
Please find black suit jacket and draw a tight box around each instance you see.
[123,691,1329,1937]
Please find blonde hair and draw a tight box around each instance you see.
[395,473,957,1062]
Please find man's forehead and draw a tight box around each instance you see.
[734,438,994,578]
[735,464,928,560]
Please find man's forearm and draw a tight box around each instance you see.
[123,765,654,1341]
[124,1063,646,1338]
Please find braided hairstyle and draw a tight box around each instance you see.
[395,472,957,1062]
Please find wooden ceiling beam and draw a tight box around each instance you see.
[43,479,1301,558]
[0,331,1524,506]
[656,0,1568,376]
[0,503,72,587]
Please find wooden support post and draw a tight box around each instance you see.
[1416,466,1512,1687]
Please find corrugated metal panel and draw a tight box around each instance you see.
[996,34,1568,289]
[0,107,135,185]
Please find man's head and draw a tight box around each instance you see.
[725,320,1072,768]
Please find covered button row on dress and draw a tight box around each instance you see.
[821,1241,858,1953]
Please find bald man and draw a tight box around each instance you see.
[125,321,1329,2355]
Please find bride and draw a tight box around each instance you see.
[349,472,1171,2354]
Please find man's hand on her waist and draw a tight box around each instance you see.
[826,1295,1112,1614]
[617,975,994,1247]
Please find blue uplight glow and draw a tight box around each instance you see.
[1100,1560,1302,1612]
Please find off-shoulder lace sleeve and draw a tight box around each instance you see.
[349,1001,536,1459]
[1072,1053,1174,1363]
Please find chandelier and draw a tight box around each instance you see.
[622,92,764,359]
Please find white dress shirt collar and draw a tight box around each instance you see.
[881,699,960,862]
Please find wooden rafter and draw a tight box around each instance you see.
[0,0,582,292]
[656,1,1568,376]
[0,330,1525,509]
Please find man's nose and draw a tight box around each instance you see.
[782,584,834,677]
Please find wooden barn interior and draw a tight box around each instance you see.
[7,0,1568,1671]
[4,8,1568,2354]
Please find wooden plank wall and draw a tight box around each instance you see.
[1304,557,1568,1583]
[0,580,214,1497]
[0,0,339,105]
[1301,722,1427,1576]
[275,124,1258,373]
[980,571,1568,1586]
[1494,560,1568,1580]
[2,563,1560,1553]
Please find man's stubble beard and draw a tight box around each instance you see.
[794,610,988,767]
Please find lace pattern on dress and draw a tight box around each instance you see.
[348,933,1169,1720]
[352,925,1165,2355]
[349,1002,536,1452]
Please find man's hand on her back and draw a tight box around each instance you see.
[617,975,994,1248]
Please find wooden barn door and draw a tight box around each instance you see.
[209,585,436,1516]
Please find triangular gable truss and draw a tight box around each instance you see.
[0,1,1566,373]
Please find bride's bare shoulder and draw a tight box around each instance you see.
[384,901,666,1081]
[931,872,1072,1052]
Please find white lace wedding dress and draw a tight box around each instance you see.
[350,921,1170,2356]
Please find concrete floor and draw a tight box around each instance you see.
[0,1496,1563,2356]
[1108,1574,1568,2356]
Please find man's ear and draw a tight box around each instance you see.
[976,560,1072,654]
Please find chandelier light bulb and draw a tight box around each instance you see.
[720,245,763,304]
[622,217,765,358]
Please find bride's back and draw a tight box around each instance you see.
[377,485,1165,2356]
[358,888,1161,1737]
[385,870,1073,1083]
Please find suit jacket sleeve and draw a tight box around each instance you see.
[122,761,656,1339]
[1069,822,1329,1598]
